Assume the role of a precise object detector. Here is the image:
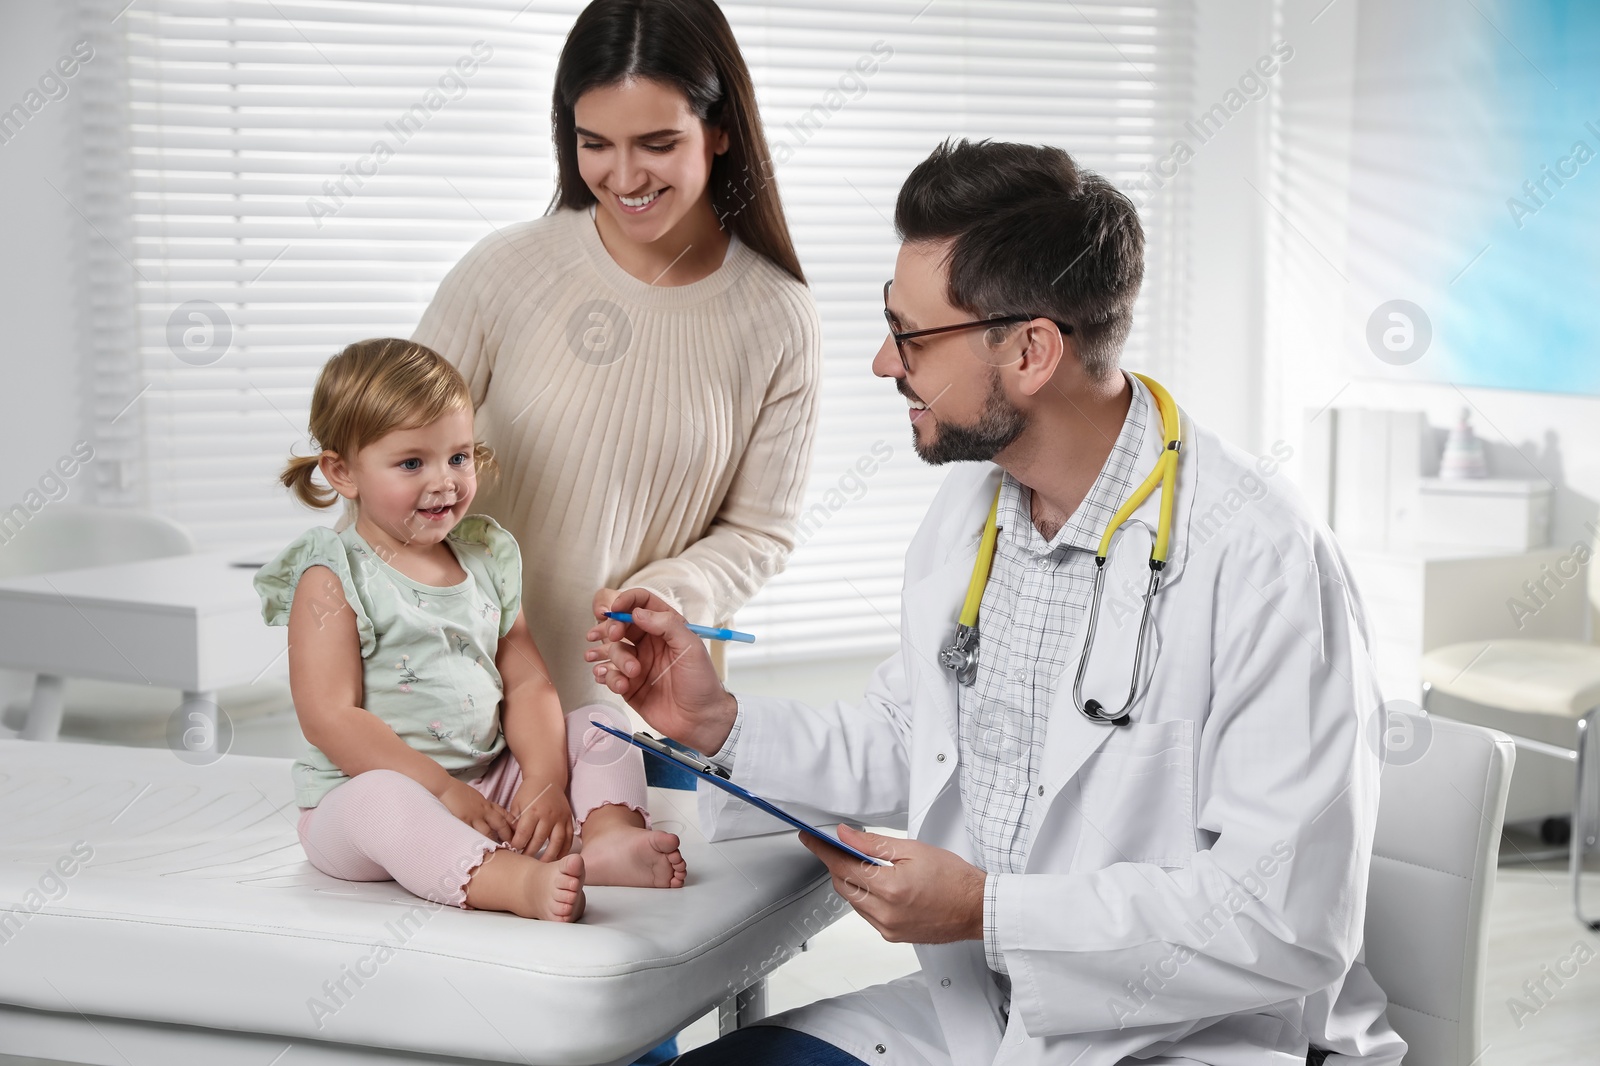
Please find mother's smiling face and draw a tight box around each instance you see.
[572,77,730,248]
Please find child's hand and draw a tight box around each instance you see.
[440,780,515,843]
[509,779,575,861]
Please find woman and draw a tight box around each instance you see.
[400,0,821,721]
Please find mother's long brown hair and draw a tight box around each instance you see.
[548,0,806,285]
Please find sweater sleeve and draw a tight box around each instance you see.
[624,289,823,626]
[411,234,498,409]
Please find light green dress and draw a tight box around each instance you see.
[253,514,522,808]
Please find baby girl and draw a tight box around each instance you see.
[253,337,686,921]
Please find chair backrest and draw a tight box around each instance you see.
[0,504,194,580]
[1365,712,1514,1066]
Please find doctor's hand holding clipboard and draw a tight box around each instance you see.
[584,588,990,946]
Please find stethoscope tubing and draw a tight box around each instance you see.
[940,373,1182,726]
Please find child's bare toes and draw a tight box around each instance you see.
[528,853,586,922]
[583,827,686,889]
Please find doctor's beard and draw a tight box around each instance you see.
[907,367,1026,465]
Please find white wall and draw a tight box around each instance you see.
[1165,0,1276,453]
[0,4,93,513]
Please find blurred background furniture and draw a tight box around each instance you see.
[1365,713,1514,1065]
[0,505,295,753]
[1419,533,1600,929]
[1305,405,1598,929]
[1422,648,1600,930]
[1345,544,1586,705]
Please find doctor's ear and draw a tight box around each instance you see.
[1002,319,1069,396]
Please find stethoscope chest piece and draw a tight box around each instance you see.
[939,623,980,686]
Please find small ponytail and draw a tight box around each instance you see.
[278,452,339,510]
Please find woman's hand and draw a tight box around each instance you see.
[439,780,515,843]
[508,778,575,861]
[584,587,738,757]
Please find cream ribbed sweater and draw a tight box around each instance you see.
[392,206,821,714]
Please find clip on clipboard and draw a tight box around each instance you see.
[588,720,893,867]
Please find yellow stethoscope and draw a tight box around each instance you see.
[937,372,1182,727]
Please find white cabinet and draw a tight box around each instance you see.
[1417,477,1553,552]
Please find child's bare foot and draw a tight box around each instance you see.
[579,804,687,889]
[582,826,686,888]
[465,850,586,921]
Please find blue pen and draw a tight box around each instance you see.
[604,611,756,644]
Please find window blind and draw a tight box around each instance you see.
[80,0,1195,664]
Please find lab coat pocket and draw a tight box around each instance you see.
[1070,719,1195,870]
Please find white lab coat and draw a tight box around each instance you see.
[698,394,1408,1066]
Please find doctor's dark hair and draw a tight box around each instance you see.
[548,0,806,285]
[894,138,1144,380]
[276,338,499,512]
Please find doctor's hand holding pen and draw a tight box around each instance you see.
[582,587,990,946]
[583,587,739,761]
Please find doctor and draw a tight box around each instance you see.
[586,139,1407,1066]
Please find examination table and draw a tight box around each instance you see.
[0,739,844,1065]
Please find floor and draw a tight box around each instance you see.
[1478,830,1600,1066]
[1,670,1596,1064]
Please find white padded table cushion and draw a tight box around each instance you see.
[0,740,842,1065]
[1421,639,1600,717]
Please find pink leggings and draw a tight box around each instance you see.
[296,705,649,909]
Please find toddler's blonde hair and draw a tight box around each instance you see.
[277,338,499,511]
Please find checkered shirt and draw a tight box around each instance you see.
[966,377,1150,989]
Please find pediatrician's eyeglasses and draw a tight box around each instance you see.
[882,280,1072,376]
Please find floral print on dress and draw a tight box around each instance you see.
[394,654,421,692]
[274,517,524,808]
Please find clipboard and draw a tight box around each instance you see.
[588,721,893,867]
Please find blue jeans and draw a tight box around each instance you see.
[630,1035,678,1064]
[671,1025,866,1065]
